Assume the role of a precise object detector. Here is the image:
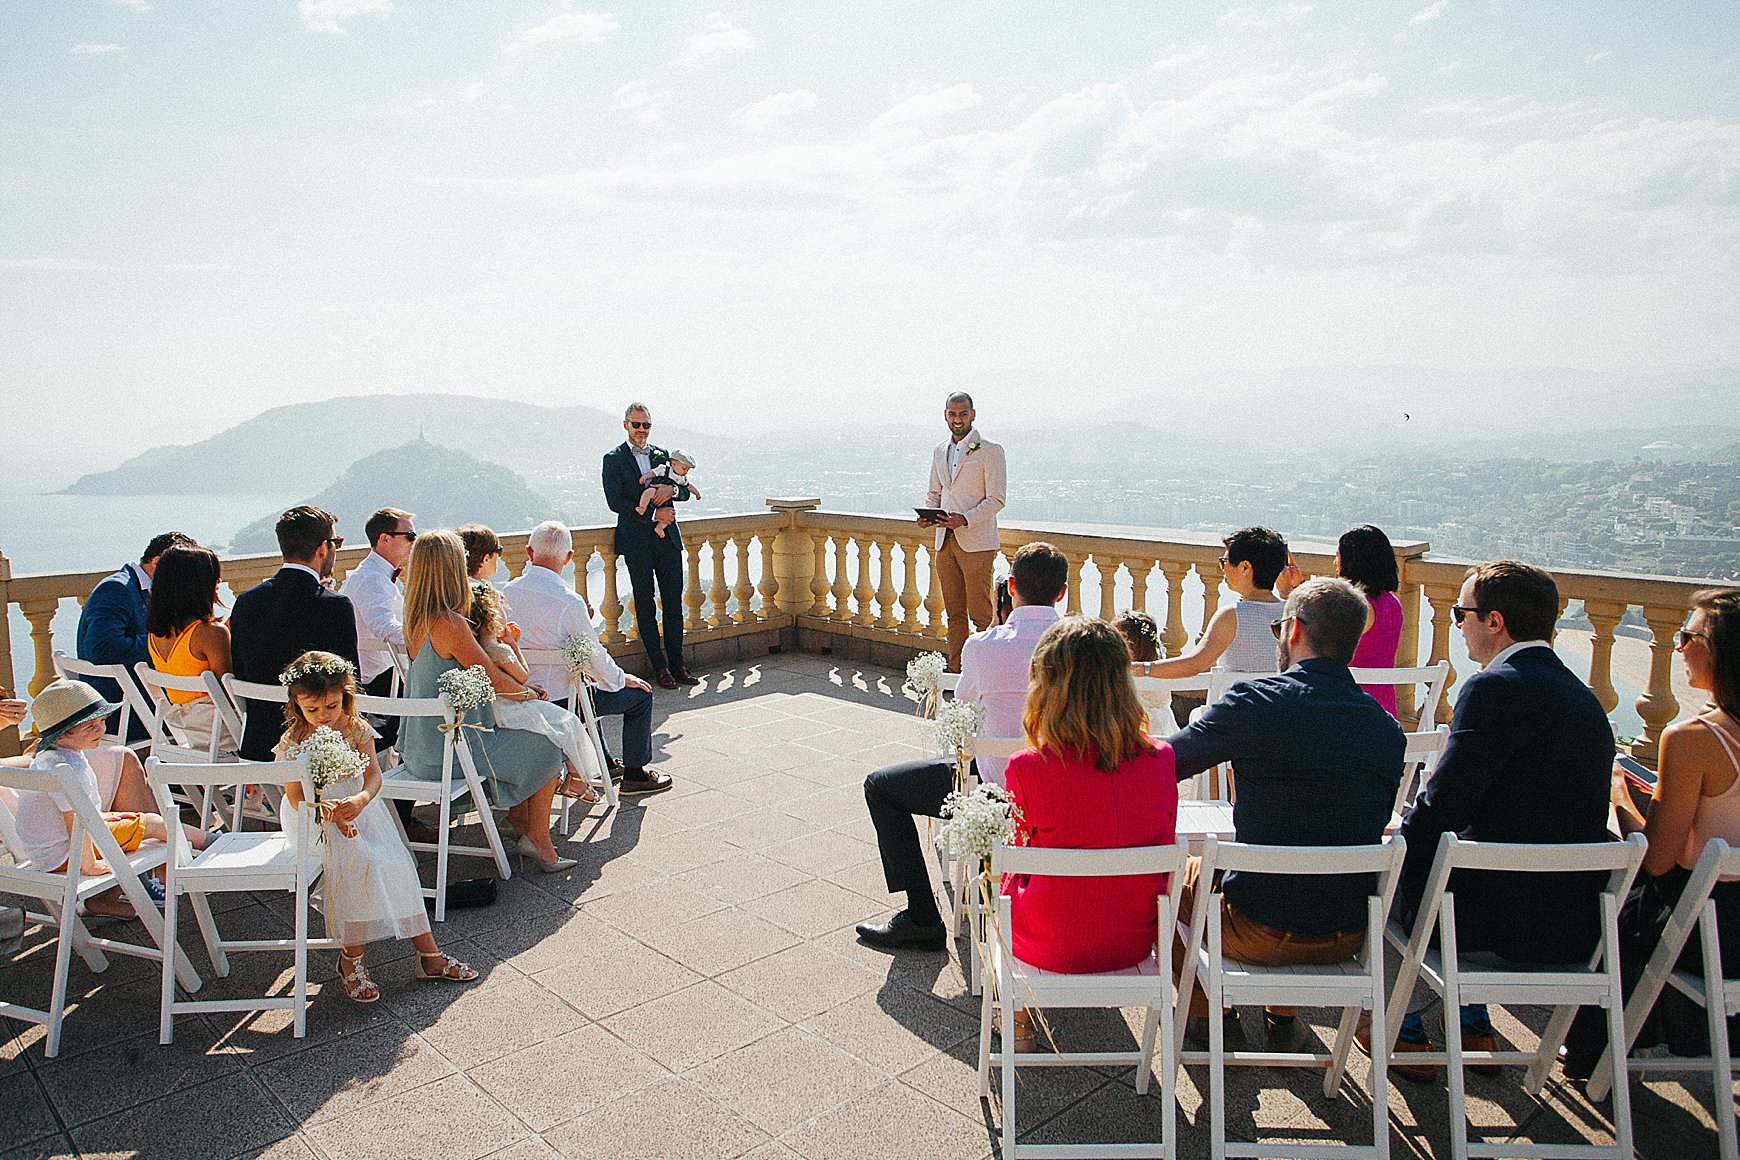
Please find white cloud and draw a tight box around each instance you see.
[680,12,753,65]
[734,90,819,133]
[1409,2,1449,26]
[458,82,492,106]
[1152,45,1208,72]
[867,84,983,135]
[299,0,390,34]
[72,43,126,55]
[1587,50,1613,64]
[511,7,619,52]
[611,81,667,123]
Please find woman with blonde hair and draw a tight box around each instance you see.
[397,530,574,872]
[1000,616,1180,1043]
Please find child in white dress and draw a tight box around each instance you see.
[467,582,606,804]
[276,652,478,1002]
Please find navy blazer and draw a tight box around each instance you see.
[602,442,689,556]
[1397,644,1616,964]
[75,566,149,709]
[229,567,360,761]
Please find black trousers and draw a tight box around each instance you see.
[624,534,685,671]
[863,758,975,900]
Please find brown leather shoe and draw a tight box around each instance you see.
[669,666,702,686]
[403,818,441,845]
[1463,1028,1503,1077]
[654,668,678,690]
[619,768,674,796]
[1356,1016,1437,1083]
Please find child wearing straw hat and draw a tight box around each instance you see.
[15,678,209,917]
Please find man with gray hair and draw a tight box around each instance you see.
[1165,576,1406,1047]
[504,520,670,796]
[917,391,1006,671]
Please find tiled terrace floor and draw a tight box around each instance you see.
[0,652,1726,1158]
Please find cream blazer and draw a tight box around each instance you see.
[926,428,1007,553]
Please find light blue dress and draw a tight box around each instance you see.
[398,646,563,808]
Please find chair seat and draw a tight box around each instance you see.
[990,941,1170,1008]
[179,832,312,886]
[0,843,171,904]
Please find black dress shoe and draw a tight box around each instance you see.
[855,912,947,952]
[669,666,702,686]
[654,668,679,690]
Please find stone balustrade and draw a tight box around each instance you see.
[0,500,1717,766]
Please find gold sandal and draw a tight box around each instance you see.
[337,953,380,1003]
[558,773,602,804]
[415,951,480,984]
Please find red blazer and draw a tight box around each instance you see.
[1004,739,1180,973]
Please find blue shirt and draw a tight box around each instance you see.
[1166,657,1405,935]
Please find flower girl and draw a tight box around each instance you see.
[277,652,478,1002]
[466,581,606,804]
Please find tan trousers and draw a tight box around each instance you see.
[937,530,998,671]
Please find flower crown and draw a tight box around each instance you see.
[279,657,357,686]
[1118,613,1159,644]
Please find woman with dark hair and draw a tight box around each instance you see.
[1564,588,1740,1075]
[146,543,231,749]
[1337,525,1404,717]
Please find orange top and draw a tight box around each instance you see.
[148,621,211,705]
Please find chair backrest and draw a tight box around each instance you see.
[132,663,240,757]
[220,674,290,758]
[1395,724,1451,815]
[1133,673,1215,696]
[0,764,55,873]
[993,840,1189,880]
[145,755,313,867]
[1349,661,1452,725]
[970,737,1026,762]
[53,651,149,748]
[0,758,150,879]
[357,637,409,683]
[516,647,583,703]
[353,691,467,789]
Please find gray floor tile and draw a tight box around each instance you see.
[301,1073,528,1160]
[686,1026,888,1135]
[778,1079,989,1160]
[37,1019,243,1128]
[252,1024,458,1124]
[542,1079,769,1160]
[741,878,885,939]
[0,1072,60,1152]
[69,1072,296,1159]
[799,985,979,1077]
[715,943,882,1024]
[638,907,801,978]
[386,974,588,1071]
[601,980,783,1073]
[530,939,703,1022]
[465,1023,672,1132]
[666,853,812,906]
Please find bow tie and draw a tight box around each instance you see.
[392,568,403,583]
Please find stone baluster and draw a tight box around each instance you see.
[1128,559,1155,617]
[898,539,923,632]
[853,538,876,627]
[1582,600,1627,715]
[924,544,947,639]
[709,540,730,627]
[599,550,626,644]
[874,541,897,629]
[808,535,832,616]
[1632,605,1688,767]
[1422,582,1459,724]
[684,543,705,631]
[1064,555,1082,616]
[1199,566,1222,630]
[831,536,851,622]
[732,538,756,626]
[1395,580,1424,725]
[22,598,59,696]
[1158,561,1191,657]
[1097,557,1119,621]
[756,535,779,621]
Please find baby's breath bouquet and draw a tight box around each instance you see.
[437,664,495,715]
[938,782,1025,866]
[931,699,985,793]
[284,725,365,798]
[562,632,599,678]
[905,651,947,717]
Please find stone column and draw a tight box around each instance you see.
[1582,600,1627,715]
[1422,582,1460,726]
[1632,605,1688,768]
[765,498,820,619]
[22,598,59,697]
[1159,562,1192,657]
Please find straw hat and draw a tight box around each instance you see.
[28,678,121,747]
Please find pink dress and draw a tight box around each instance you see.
[1003,741,1180,973]
[1351,590,1404,717]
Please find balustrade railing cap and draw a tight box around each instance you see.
[766,498,822,511]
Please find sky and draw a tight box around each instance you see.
[3,1,1738,466]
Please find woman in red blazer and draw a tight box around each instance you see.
[1004,616,1180,981]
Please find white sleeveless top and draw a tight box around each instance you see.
[1219,599,1286,674]
[1681,717,1740,878]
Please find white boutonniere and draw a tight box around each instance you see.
[964,441,982,456]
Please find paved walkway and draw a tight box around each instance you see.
[0,653,1724,1157]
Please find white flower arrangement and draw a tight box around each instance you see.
[284,724,364,798]
[562,632,599,676]
[437,664,496,714]
[905,651,947,715]
[964,440,983,456]
[931,698,985,756]
[938,782,1025,865]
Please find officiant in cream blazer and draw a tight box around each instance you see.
[919,392,1007,670]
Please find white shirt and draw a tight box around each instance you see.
[126,562,152,592]
[947,437,968,477]
[631,444,653,479]
[955,604,1060,787]
[504,563,627,696]
[1483,640,1553,671]
[341,550,405,683]
[280,563,322,583]
[17,747,101,871]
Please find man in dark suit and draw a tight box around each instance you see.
[76,531,194,736]
[229,506,360,761]
[602,402,698,690]
[1388,560,1615,1075]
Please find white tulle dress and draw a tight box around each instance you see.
[483,640,606,786]
[276,724,429,946]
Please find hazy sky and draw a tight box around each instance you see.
[4,1,1737,464]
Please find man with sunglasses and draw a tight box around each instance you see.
[230,505,360,761]
[603,403,699,689]
[1380,560,1615,1080]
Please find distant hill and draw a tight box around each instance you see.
[61,393,704,496]
[228,441,552,553]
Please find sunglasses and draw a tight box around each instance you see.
[1450,605,1485,626]
[628,420,652,430]
[1676,629,1710,649]
[382,531,417,541]
[1268,615,1304,639]
[324,536,345,549]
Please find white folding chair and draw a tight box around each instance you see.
[1133,673,1210,737]
[357,637,408,697]
[0,761,202,1057]
[131,663,238,764]
[361,690,514,922]
[1177,836,1408,1160]
[145,757,334,1043]
[1396,725,1451,817]
[1142,672,1239,802]
[52,651,152,752]
[943,736,1025,998]
[1350,661,1452,728]
[1384,832,1648,1160]
[978,839,1190,1159]
[1587,838,1740,1159]
[517,646,620,825]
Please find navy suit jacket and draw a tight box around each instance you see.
[75,566,149,709]
[1397,644,1615,964]
[229,567,360,761]
[602,442,689,557]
